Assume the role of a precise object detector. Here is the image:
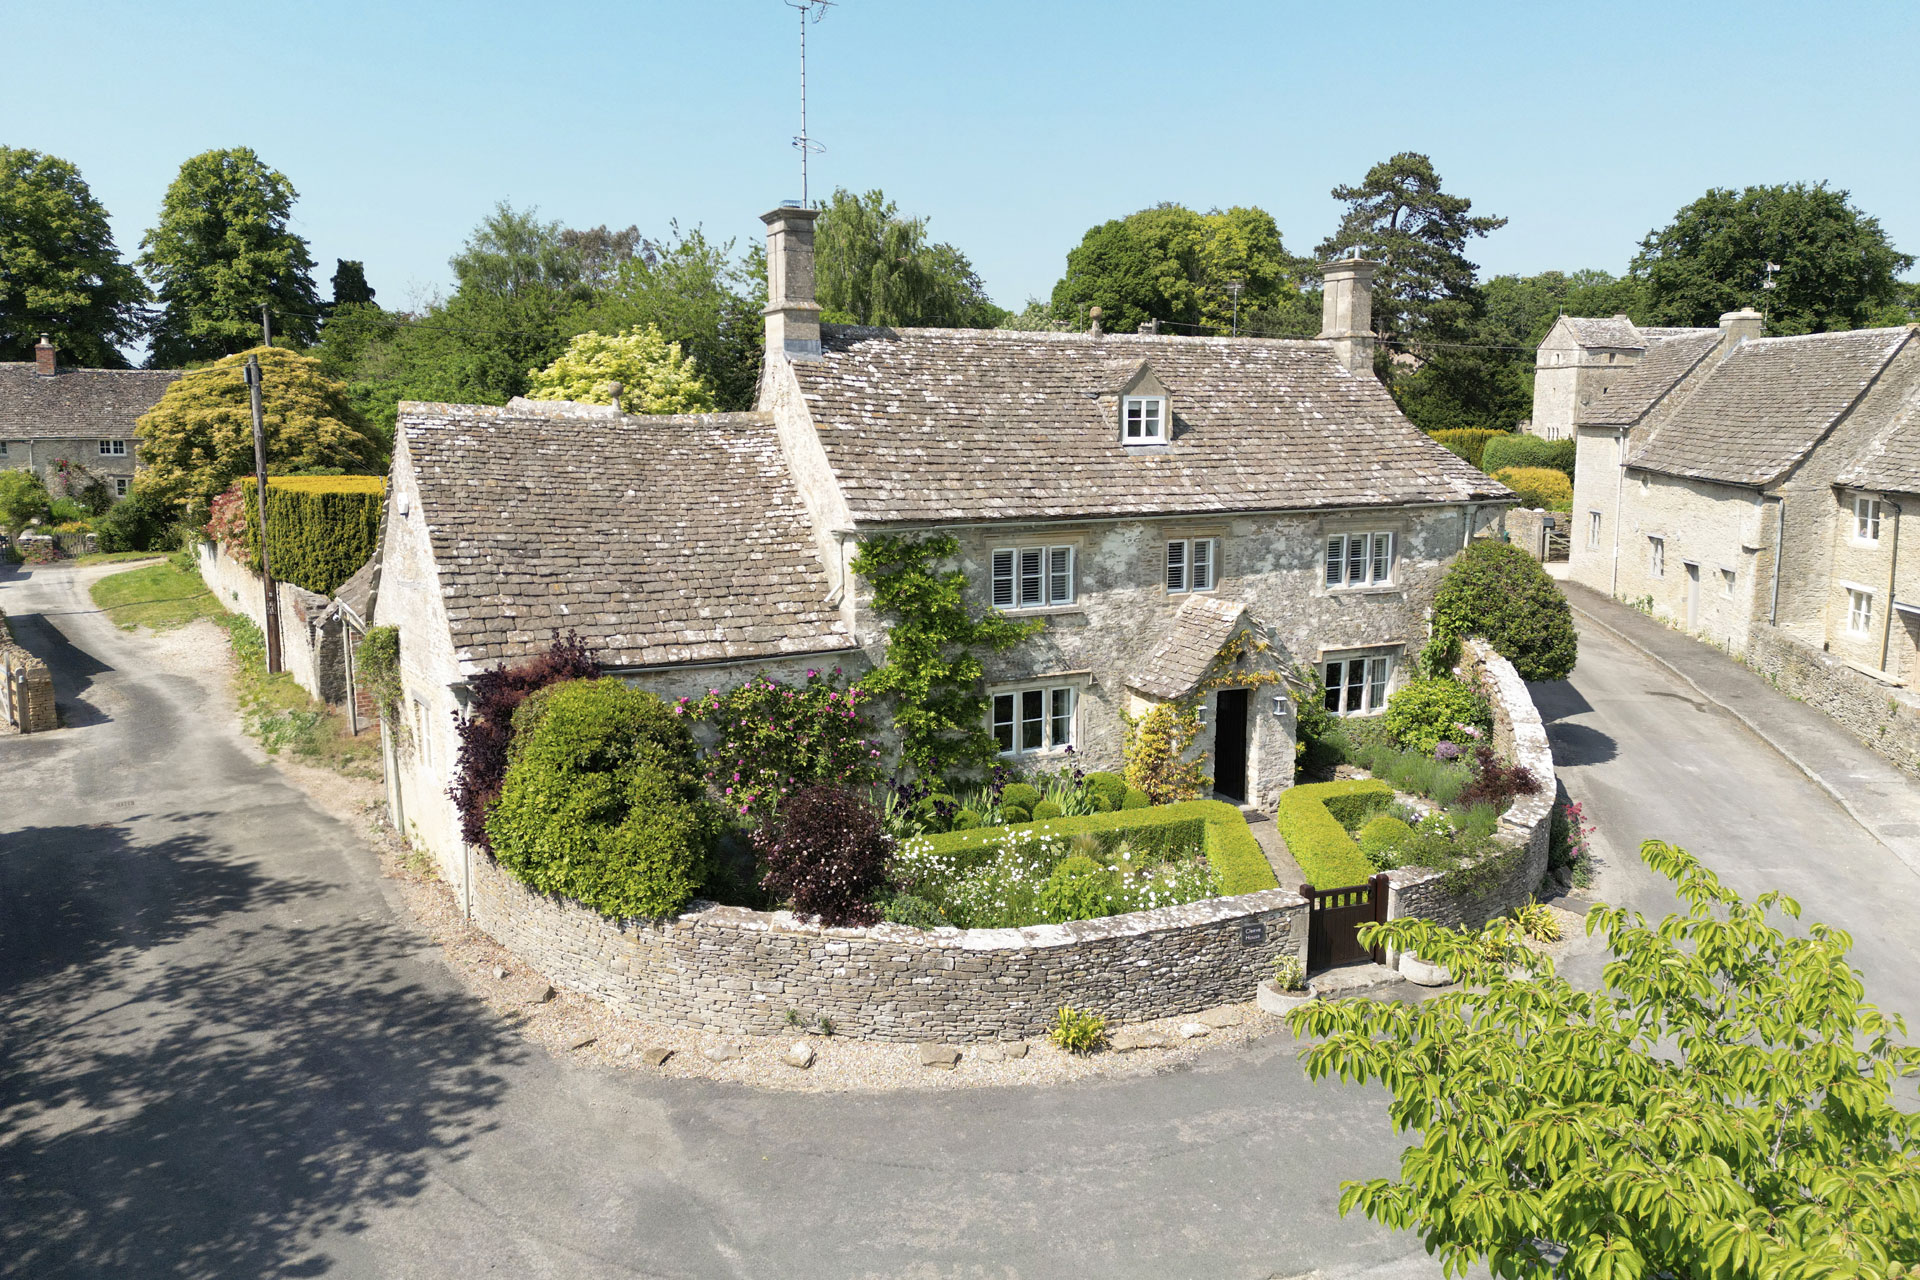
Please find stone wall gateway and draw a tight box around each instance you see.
[0,609,57,732]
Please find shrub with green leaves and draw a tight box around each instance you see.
[1490,465,1573,512]
[1430,539,1577,682]
[485,678,718,918]
[1036,855,1116,922]
[235,475,384,596]
[680,667,880,820]
[1275,780,1391,888]
[1358,814,1416,869]
[1426,427,1507,468]
[1383,676,1493,755]
[1480,433,1575,480]
[1292,840,1920,1278]
[999,782,1042,812]
[1083,771,1127,811]
[1047,1005,1108,1055]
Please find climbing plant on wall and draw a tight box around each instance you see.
[850,533,1039,779]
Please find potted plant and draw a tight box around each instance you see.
[1256,953,1315,1015]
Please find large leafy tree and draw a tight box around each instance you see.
[815,188,1005,328]
[134,346,382,510]
[1632,183,1915,335]
[0,148,147,367]
[449,201,590,302]
[1316,151,1507,351]
[523,325,714,413]
[138,148,321,365]
[1049,203,1313,336]
[1296,840,1920,1278]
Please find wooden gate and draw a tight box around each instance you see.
[1300,874,1389,971]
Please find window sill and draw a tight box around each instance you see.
[1324,585,1403,598]
[998,604,1083,618]
[997,747,1076,761]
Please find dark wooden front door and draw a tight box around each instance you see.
[1213,689,1248,801]
[1302,874,1389,971]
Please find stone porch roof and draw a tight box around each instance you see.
[1628,327,1916,486]
[1130,596,1247,700]
[0,363,180,439]
[791,326,1509,525]
[398,399,853,670]
[1561,316,1647,350]
[1576,329,1722,428]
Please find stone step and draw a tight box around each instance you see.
[1307,961,1408,1000]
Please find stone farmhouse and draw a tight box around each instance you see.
[1527,314,1719,441]
[0,337,178,499]
[1565,311,1920,668]
[372,205,1510,873]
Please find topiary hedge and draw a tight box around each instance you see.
[1480,433,1576,481]
[485,677,719,918]
[239,475,384,596]
[1275,780,1392,889]
[1431,539,1578,682]
[1427,428,1509,469]
[913,798,1278,897]
[1491,466,1574,511]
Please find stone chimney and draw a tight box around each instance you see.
[1318,259,1379,373]
[1718,306,1765,350]
[34,334,56,376]
[1089,306,1103,337]
[761,205,822,363]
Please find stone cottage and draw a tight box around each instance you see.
[0,336,179,500]
[1566,311,1920,658]
[1528,314,1718,441]
[373,205,1510,881]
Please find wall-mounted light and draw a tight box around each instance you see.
[1195,699,1208,728]
[1272,693,1290,717]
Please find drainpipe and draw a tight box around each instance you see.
[1882,497,1903,674]
[1768,495,1786,626]
[1461,502,1478,550]
[1610,431,1626,597]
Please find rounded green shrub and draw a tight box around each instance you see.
[1083,771,1128,809]
[1384,676,1493,755]
[1431,540,1578,682]
[1031,799,1064,821]
[999,782,1042,812]
[1088,795,1115,813]
[1037,855,1116,922]
[485,678,718,919]
[950,808,981,830]
[1001,804,1031,825]
[880,893,951,930]
[1359,814,1416,869]
[1121,788,1151,810]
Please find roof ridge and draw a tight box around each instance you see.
[1741,325,1914,349]
[820,323,1332,348]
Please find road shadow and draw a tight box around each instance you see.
[0,819,524,1278]
[1529,678,1619,766]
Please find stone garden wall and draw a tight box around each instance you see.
[196,540,339,704]
[468,852,1307,1043]
[1384,638,1555,933]
[0,609,57,732]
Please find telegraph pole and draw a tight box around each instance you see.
[243,355,283,674]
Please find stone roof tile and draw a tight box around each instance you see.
[0,363,180,439]
[1131,596,1247,700]
[1577,330,1723,427]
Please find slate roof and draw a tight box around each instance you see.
[1563,317,1646,350]
[790,326,1508,525]
[0,364,180,439]
[1831,370,1920,496]
[1131,596,1247,699]
[399,399,853,670]
[1578,330,1723,427]
[1628,328,1916,486]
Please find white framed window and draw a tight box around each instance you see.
[1648,536,1665,578]
[991,545,1075,609]
[1324,532,1395,589]
[114,477,129,497]
[1722,568,1736,597]
[1587,511,1602,550]
[991,685,1076,756]
[1122,395,1166,443]
[98,439,126,455]
[1848,588,1874,636]
[1165,537,1218,593]
[1324,651,1394,717]
[1855,496,1883,544]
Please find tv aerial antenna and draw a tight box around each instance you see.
[785,0,833,208]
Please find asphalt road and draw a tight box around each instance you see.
[5,558,1919,1279]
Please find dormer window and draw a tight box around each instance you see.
[1123,395,1166,444]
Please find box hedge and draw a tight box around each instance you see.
[913,798,1278,897]
[1491,466,1574,512]
[1427,428,1508,469]
[1276,779,1392,889]
[239,475,384,596]
[1480,433,1576,480]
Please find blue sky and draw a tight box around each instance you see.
[6,0,1916,312]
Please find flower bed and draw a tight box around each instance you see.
[888,800,1276,928]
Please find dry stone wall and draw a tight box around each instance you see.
[468,852,1306,1042]
[1746,623,1920,778]
[196,540,338,704]
[0,609,56,732]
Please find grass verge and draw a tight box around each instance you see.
[89,558,223,630]
[70,550,169,568]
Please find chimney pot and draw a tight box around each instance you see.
[1317,259,1379,374]
[34,334,55,377]
[762,205,823,364]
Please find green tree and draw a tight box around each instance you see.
[1295,840,1920,1279]
[1050,203,1311,336]
[815,188,1004,328]
[0,148,147,367]
[1428,539,1577,682]
[449,201,589,302]
[138,147,321,365]
[0,468,52,533]
[328,259,374,308]
[134,346,383,510]
[1316,152,1508,351]
[523,325,714,413]
[1632,182,1916,335]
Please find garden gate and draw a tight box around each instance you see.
[1300,873,1388,971]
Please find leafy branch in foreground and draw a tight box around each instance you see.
[1290,839,1920,1279]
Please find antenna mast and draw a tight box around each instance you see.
[786,0,832,207]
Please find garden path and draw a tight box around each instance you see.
[1245,810,1307,890]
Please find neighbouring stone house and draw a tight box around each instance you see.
[0,337,178,501]
[373,205,1511,883]
[1567,311,1919,657]
[1529,314,1720,442]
